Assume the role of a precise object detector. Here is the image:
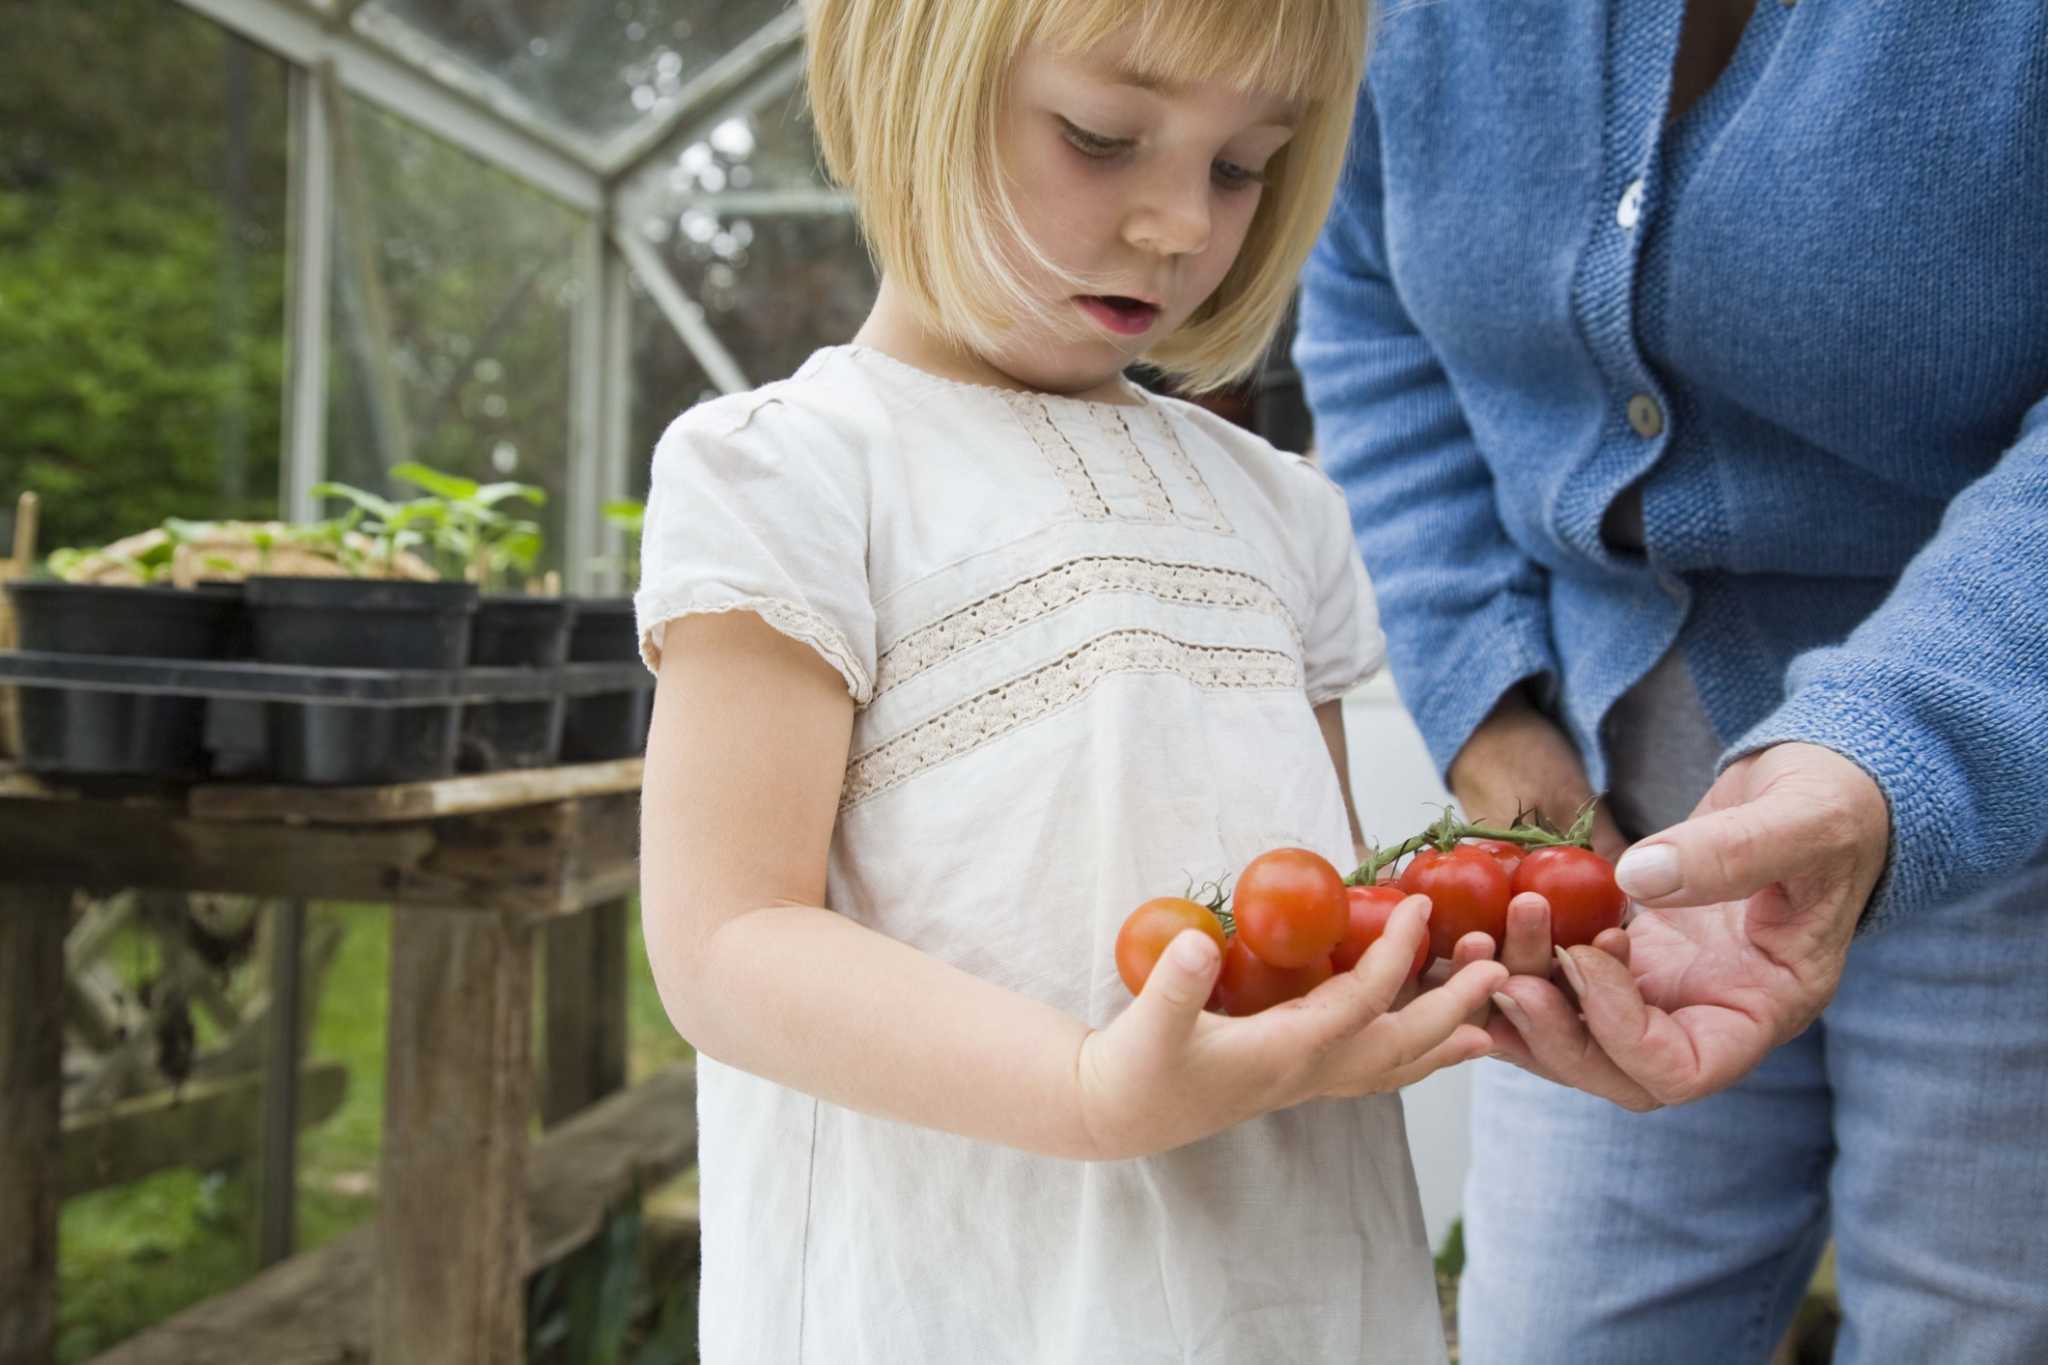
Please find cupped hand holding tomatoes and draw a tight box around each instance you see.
[1231,847,1348,968]
[1113,897,1228,997]
[1076,893,1508,1159]
[1331,884,1432,979]
[1213,936,1334,1016]
[1511,846,1626,949]
[1399,844,1513,962]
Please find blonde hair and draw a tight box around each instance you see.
[804,0,1367,393]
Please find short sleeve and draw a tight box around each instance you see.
[634,391,877,704]
[1294,459,1387,705]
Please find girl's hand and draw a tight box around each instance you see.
[1072,896,1506,1161]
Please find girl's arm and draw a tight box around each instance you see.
[1313,698,1369,867]
[640,610,1506,1163]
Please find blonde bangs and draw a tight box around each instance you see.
[806,0,1368,393]
[1031,0,1361,108]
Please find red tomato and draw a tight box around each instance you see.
[1114,897,1228,996]
[1399,845,1513,962]
[1231,847,1348,968]
[1214,935,1334,1016]
[1330,885,1431,979]
[1512,846,1627,949]
[1462,838,1526,879]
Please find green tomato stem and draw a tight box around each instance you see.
[1344,812,1596,886]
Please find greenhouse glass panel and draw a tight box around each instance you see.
[0,0,289,563]
[668,211,873,387]
[629,81,873,394]
[627,281,715,506]
[322,92,581,581]
[355,0,796,148]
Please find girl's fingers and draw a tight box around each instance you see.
[1500,892,1555,976]
[1326,895,1435,1025]
[1450,930,1496,970]
[1123,929,1221,1052]
[1362,958,1507,1076]
[1376,1024,1495,1090]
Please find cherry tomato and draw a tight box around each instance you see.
[1214,935,1334,1016]
[1231,847,1348,968]
[1512,846,1626,949]
[1330,884,1431,979]
[1399,845,1513,962]
[1461,838,1526,879]
[1114,897,1228,997]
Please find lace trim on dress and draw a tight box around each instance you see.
[1142,405,1233,534]
[1001,393,1114,519]
[1106,409,1177,523]
[637,588,873,705]
[874,555,1303,695]
[841,628,1301,809]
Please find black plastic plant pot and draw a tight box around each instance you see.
[559,596,652,762]
[459,595,575,772]
[6,581,243,778]
[244,576,479,670]
[268,703,461,786]
[244,576,480,784]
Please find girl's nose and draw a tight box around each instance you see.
[1124,172,1210,258]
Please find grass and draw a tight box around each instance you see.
[55,898,694,1363]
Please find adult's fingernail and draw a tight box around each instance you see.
[1554,947,1589,998]
[1491,992,1532,1033]
[1169,932,1214,970]
[1615,843,1681,899]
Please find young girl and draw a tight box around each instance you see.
[636,1,1506,1359]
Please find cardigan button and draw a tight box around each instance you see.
[1627,394,1665,439]
[1616,179,1645,229]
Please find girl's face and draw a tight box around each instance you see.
[977,37,1300,400]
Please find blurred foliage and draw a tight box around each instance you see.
[0,0,289,556]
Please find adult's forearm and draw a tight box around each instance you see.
[1729,394,2048,924]
[1296,88,1557,779]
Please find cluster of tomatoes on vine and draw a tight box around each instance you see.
[1114,807,1628,1015]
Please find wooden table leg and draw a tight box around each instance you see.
[1,887,68,1365]
[375,909,534,1365]
[256,900,306,1268]
[542,897,629,1128]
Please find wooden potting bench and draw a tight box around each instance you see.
[0,757,696,1365]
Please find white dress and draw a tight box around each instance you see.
[636,344,1446,1364]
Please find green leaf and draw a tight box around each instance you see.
[390,462,478,501]
[311,481,398,522]
[563,1200,643,1365]
[472,480,546,509]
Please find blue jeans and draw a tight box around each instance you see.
[1458,856,2048,1364]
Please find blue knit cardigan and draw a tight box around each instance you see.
[1296,1,2048,926]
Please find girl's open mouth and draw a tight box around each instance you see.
[1076,294,1161,337]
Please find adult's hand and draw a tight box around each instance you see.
[1486,741,1890,1110]
[1449,686,1630,861]
[1447,686,1627,977]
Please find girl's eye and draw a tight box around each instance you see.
[1212,159,1267,192]
[1059,118,1131,159]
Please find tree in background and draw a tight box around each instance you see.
[0,0,290,557]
